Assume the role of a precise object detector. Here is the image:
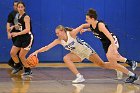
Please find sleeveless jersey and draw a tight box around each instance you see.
[61,31,95,60]
[17,13,32,35]
[90,21,119,53]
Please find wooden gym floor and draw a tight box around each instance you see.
[0,63,140,93]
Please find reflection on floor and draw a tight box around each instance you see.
[0,67,140,93]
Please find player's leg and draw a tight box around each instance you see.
[19,48,32,76]
[106,44,138,83]
[10,46,22,74]
[63,52,85,83]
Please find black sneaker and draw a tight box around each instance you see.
[21,71,32,77]
[11,66,23,74]
[126,60,137,71]
[125,74,139,83]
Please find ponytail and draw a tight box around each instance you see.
[56,25,73,32]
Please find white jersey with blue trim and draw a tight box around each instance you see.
[61,31,95,60]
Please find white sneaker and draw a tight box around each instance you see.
[72,75,85,83]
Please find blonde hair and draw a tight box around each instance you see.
[56,25,73,32]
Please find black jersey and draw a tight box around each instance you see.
[17,13,32,35]
[13,13,34,49]
[7,10,17,24]
[90,21,117,53]
[7,10,19,32]
[90,21,115,42]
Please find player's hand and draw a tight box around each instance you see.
[10,26,15,30]
[29,51,38,57]
[7,26,14,32]
[22,60,30,68]
[14,24,20,30]
[11,32,19,37]
[80,29,88,34]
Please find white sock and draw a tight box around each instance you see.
[128,71,135,76]
[76,73,82,77]
[124,58,127,62]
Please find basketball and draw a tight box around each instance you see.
[26,55,39,67]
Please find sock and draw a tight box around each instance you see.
[128,71,135,76]
[124,58,127,62]
[14,63,22,68]
[8,58,15,68]
[76,73,82,77]
[126,59,130,63]
[125,59,133,66]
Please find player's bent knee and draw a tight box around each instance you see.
[63,56,72,63]
[107,55,112,59]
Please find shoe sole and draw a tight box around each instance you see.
[72,79,85,83]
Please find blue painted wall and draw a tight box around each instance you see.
[0,0,140,62]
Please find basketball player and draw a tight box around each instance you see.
[6,1,23,70]
[79,8,138,83]
[30,25,138,83]
[10,1,34,76]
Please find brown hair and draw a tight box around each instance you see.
[86,8,98,20]
[13,0,18,6]
[56,25,73,32]
[17,1,26,7]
